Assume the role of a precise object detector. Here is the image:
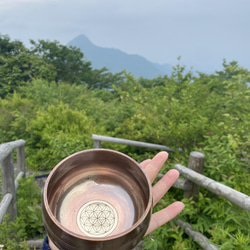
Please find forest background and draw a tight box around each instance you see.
[0,34,250,249]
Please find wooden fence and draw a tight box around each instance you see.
[91,134,250,250]
[1,136,250,249]
[0,140,26,224]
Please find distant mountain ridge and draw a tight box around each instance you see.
[67,34,172,79]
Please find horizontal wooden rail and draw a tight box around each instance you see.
[0,140,25,162]
[174,219,218,250]
[0,172,24,224]
[15,171,25,190]
[91,134,174,152]
[157,174,192,191]
[174,164,250,211]
[25,239,44,249]
[0,193,13,223]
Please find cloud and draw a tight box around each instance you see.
[0,0,58,12]
[0,0,249,71]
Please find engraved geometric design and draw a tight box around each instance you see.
[77,200,118,237]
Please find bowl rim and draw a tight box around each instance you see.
[43,148,153,242]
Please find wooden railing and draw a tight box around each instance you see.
[1,136,249,249]
[0,140,26,223]
[91,134,250,250]
[91,134,174,152]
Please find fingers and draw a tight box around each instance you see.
[140,159,152,169]
[152,169,180,206]
[140,152,185,236]
[145,201,185,235]
[143,151,168,183]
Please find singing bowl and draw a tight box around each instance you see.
[42,149,153,250]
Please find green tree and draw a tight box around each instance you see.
[216,59,250,81]
[29,39,124,88]
[29,39,92,84]
[0,34,24,58]
[0,34,56,97]
[0,34,124,96]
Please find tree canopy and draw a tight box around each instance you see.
[0,34,124,97]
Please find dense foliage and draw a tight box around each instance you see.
[0,176,43,249]
[0,34,250,249]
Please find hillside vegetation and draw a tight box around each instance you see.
[0,34,250,249]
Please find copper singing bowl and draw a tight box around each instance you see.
[42,149,153,250]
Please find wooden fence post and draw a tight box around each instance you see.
[183,151,205,201]
[17,144,26,177]
[93,140,101,149]
[1,152,17,221]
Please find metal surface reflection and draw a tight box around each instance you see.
[42,149,152,250]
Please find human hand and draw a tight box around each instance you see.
[140,151,185,235]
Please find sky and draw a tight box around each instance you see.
[0,0,249,73]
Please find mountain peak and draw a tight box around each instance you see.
[75,34,91,42]
[67,34,172,78]
[68,34,93,47]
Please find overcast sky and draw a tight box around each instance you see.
[0,0,249,73]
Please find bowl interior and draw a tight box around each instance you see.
[45,149,151,239]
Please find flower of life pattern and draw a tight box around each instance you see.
[77,200,118,237]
